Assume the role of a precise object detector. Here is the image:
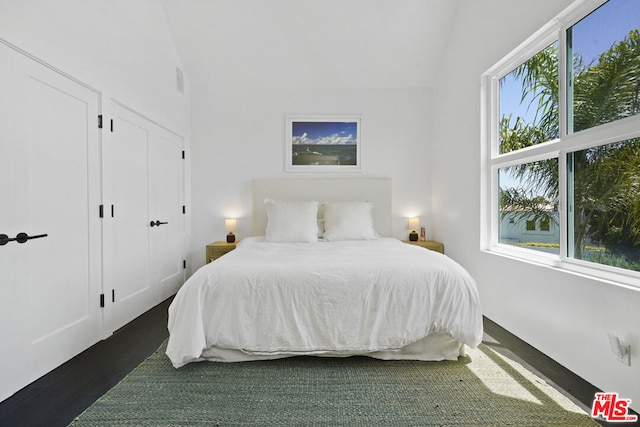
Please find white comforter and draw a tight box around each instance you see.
[167,237,483,368]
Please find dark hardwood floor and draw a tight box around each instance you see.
[0,297,172,427]
[0,298,632,426]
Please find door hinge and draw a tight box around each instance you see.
[112,289,115,303]
[99,204,104,218]
[183,260,187,269]
[110,119,114,132]
[98,115,103,129]
[111,204,115,218]
[182,205,186,214]
[181,150,185,159]
[100,293,105,308]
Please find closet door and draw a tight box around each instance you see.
[104,105,152,331]
[0,43,102,401]
[104,102,184,332]
[148,131,185,300]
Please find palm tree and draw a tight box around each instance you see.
[499,30,640,265]
[499,42,560,237]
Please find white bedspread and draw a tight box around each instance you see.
[166,237,483,368]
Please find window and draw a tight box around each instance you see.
[567,0,640,133]
[540,219,550,232]
[483,0,640,284]
[498,159,559,254]
[568,138,640,271]
[499,42,559,154]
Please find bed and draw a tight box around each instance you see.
[166,178,483,368]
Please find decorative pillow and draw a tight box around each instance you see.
[265,199,319,242]
[322,201,378,241]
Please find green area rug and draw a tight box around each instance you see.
[71,341,598,426]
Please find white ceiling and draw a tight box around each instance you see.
[159,0,459,89]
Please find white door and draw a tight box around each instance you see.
[0,43,102,402]
[103,102,184,332]
[148,131,185,300]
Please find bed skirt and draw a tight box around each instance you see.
[195,333,465,363]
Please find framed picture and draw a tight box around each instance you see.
[285,115,361,172]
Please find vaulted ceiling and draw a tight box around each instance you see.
[159,0,459,89]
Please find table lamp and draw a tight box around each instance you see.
[408,217,420,241]
[225,218,237,243]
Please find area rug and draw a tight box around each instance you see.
[70,341,598,426]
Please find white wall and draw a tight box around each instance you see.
[189,86,433,267]
[431,0,640,411]
[0,0,189,136]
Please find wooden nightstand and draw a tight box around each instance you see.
[206,241,238,263]
[402,240,444,254]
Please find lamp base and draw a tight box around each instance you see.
[409,231,419,241]
[226,232,236,243]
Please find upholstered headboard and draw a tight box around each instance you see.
[251,178,392,237]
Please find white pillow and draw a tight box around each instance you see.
[265,199,319,242]
[322,201,378,241]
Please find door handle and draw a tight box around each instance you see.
[149,220,168,227]
[0,232,48,246]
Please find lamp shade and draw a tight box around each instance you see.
[224,218,237,233]
[408,217,420,231]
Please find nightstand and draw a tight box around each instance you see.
[402,240,444,254]
[206,241,238,263]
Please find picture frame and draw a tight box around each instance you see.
[285,115,361,172]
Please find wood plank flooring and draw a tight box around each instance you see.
[0,297,172,427]
[0,297,628,426]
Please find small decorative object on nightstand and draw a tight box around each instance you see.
[408,217,420,241]
[225,218,237,243]
[402,239,444,254]
[206,241,238,263]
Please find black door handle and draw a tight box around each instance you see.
[149,220,168,227]
[0,232,48,246]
